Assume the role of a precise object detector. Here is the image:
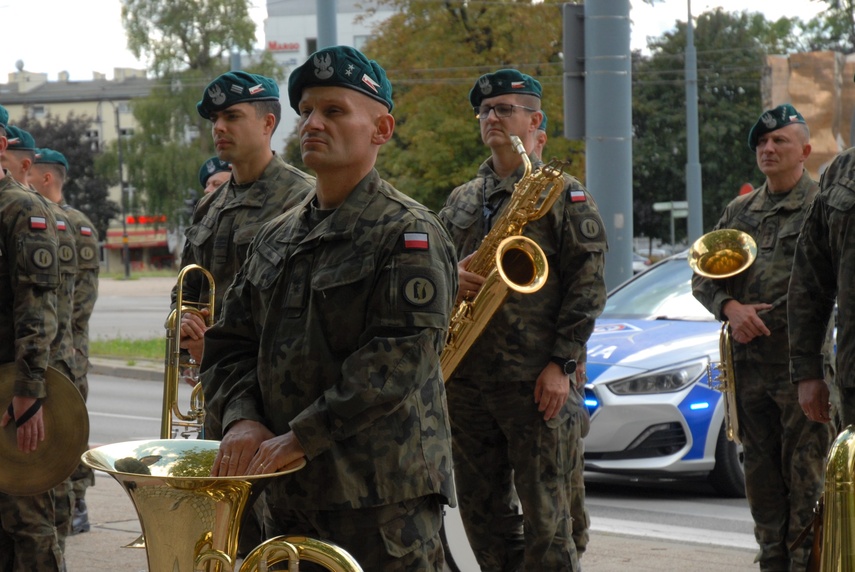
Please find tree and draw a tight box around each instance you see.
[19,114,120,238]
[122,0,257,75]
[799,1,855,53]
[348,0,585,212]
[631,9,799,243]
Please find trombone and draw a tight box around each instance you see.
[161,263,215,439]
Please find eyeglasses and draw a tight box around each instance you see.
[474,103,537,120]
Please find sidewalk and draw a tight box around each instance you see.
[64,473,758,572]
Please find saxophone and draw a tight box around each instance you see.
[441,135,570,381]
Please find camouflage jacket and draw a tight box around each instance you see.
[693,170,818,364]
[62,204,100,378]
[201,169,458,510]
[789,149,855,385]
[175,154,314,312]
[0,175,60,397]
[46,200,78,379]
[438,155,608,382]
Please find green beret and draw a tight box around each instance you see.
[199,156,231,188]
[747,103,806,151]
[0,104,7,130]
[5,125,36,151]
[197,71,279,120]
[34,148,69,170]
[469,69,542,109]
[288,45,393,112]
[538,110,548,132]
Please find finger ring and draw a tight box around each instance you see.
[222,455,231,461]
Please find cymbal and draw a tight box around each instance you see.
[0,363,89,496]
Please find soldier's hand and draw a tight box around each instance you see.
[722,300,772,343]
[0,396,46,453]
[456,252,485,305]
[212,420,275,477]
[535,362,570,421]
[798,379,831,424]
[248,431,307,475]
[179,310,208,363]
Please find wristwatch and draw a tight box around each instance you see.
[550,356,577,375]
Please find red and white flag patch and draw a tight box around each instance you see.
[570,190,587,203]
[511,81,525,89]
[56,220,67,231]
[361,74,380,93]
[80,226,93,236]
[30,216,47,230]
[403,232,429,250]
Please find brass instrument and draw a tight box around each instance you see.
[816,425,855,571]
[688,229,758,445]
[82,439,363,571]
[441,135,569,380]
[0,363,89,495]
[162,263,215,439]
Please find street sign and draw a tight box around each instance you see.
[652,201,689,212]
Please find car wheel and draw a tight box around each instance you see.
[708,423,745,498]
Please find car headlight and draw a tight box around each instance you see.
[606,360,708,395]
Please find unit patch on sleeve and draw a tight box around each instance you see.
[401,275,436,307]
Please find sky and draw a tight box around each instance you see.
[0,0,828,82]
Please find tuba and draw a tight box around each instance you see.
[815,425,855,571]
[162,263,215,439]
[82,439,363,571]
[688,229,757,444]
[440,135,569,381]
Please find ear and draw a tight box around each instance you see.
[802,142,812,161]
[0,136,7,153]
[530,110,543,133]
[372,113,395,145]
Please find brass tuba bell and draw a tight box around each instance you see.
[688,228,757,279]
[688,229,758,445]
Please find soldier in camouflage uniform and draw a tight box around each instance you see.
[0,105,64,571]
[176,71,314,367]
[9,135,82,556]
[200,46,457,571]
[692,104,833,571]
[533,110,591,558]
[199,156,231,195]
[439,69,607,571]
[178,72,314,555]
[32,148,100,536]
[789,146,855,427]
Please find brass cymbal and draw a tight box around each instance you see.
[0,363,89,496]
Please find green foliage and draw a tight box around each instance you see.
[18,114,120,238]
[799,0,855,52]
[122,0,257,75]
[346,0,585,212]
[631,9,797,241]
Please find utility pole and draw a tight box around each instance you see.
[685,0,703,242]
[115,104,131,280]
[316,0,337,49]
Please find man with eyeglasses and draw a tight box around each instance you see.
[438,69,607,571]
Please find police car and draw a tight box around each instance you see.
[583,253,744,497]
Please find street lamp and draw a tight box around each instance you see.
[114,104,131,279]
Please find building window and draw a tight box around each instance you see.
[85,129,100,152]
[307,38,317,55]
[29,105,46,120]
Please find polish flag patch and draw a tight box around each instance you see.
[403,232,429,250]
[511,81,525,89]
[361,74,380,93]
[249,83,265,95]
[56,220,67,231]
[30,216,47,230]
[80,226,93,236]
[570,190,587,203]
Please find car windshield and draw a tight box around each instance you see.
[603,257,715,321]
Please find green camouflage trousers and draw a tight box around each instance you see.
[263,494,444,571]
[447,377,579,572]
[0,490,63,571]
[735,360,833,572]
[570,384,590,557]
